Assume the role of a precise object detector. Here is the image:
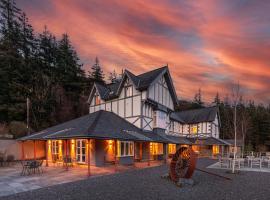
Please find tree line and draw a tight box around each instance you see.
[0,0,269,151]
[179,89,270,152]
[0,0,112,136]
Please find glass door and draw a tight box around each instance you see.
[76,139,86,163]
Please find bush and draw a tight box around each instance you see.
[9,121,29,139]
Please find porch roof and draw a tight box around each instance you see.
[187,137,230,146]
[19,110,187,144]
[165,135,192,145]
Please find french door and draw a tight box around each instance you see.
[76,139,86,163]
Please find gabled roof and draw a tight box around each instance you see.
[172,106,218,124]
[88,66,179,107]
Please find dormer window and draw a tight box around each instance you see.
[95,94,101,105]
[125,86,132,97]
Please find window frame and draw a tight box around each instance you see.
[94,94,101,105]
[117,141,134,157]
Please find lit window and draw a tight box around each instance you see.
[150,143,163,155]
[52,140,59,159]
[190,125,198,134]
[95,95,101,105]
[168,144,176,154]
[117,141,134,157]
[125,86,132,97]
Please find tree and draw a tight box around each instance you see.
[108,69,120,83]
[230,82,241,173]
[193,88,204,108]
[89,57,104,83]
[0,0,24,122]
[213,92,221,106]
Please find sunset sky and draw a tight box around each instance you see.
[18,0,270,104]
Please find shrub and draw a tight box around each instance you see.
[9,121,29,139]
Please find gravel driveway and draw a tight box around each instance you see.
[1,158,270,200]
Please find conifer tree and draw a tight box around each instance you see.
[89,57,105,83]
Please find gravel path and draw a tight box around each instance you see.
[1,158,270,200]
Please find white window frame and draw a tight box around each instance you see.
[117,141,134,157]
[52,140,59,156]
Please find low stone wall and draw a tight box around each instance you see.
[0,139,45,161]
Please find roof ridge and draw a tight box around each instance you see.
[137,66,167,77]
[86,110,103,134]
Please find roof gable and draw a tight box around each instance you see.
[87,66,178,106]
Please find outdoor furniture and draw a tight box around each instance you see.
[21,160,44,176]
[246,156,255,167]
[219,157,231,168]
[251,158,262,168]
[63,156,73,167]
[234,158,245,169]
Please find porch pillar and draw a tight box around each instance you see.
[87,139,91,177]
[45,140,49,167]
[114,140,117,172]
[21,141,25,161]
[65,140,68,171]
[133,142,136,165]
[33,140,36,160]
[164,143,167,164]
[148,142,150,166]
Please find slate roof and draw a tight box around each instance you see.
[89,66,178,106]
[172,106,218,124]
[223,139,243,146]
[165,135,192,145]
[19,111,147,141]
[19,110,192,144]
[187,137,230,146]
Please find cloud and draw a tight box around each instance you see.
[18,0,270,104]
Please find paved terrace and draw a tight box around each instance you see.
[1,159,270,200]
[0,161,163,197]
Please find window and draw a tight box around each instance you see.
[117,141,134,157]
[125,86,132,97]
[168,144,176,154]
[150,143,163,155]
[153,111,167,129]
[95,94,101,105]
[190,125,198,134]
[52,141,59,155]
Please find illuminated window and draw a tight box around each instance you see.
[150,143,163,155]
[168,144,176,154]
[125,86,132,97]
[212,145,219,154]
[95,94,101,105]
[117,141,134,157]
[52,140,59,159]
[190,125,198,134]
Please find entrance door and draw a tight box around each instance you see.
[76,139,86,163]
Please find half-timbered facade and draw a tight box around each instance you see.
[18,66,229,171]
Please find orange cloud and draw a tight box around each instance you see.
[18,0,270,104]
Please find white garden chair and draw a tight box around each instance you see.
[251,158,262,168]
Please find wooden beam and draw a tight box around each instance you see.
[65,140,68,171]
[87,139,91,177]
[21,141,25,161]
[114,140,117,172]
[45,140,48,167]
[148,142,150,166]
[33,140,36,160]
